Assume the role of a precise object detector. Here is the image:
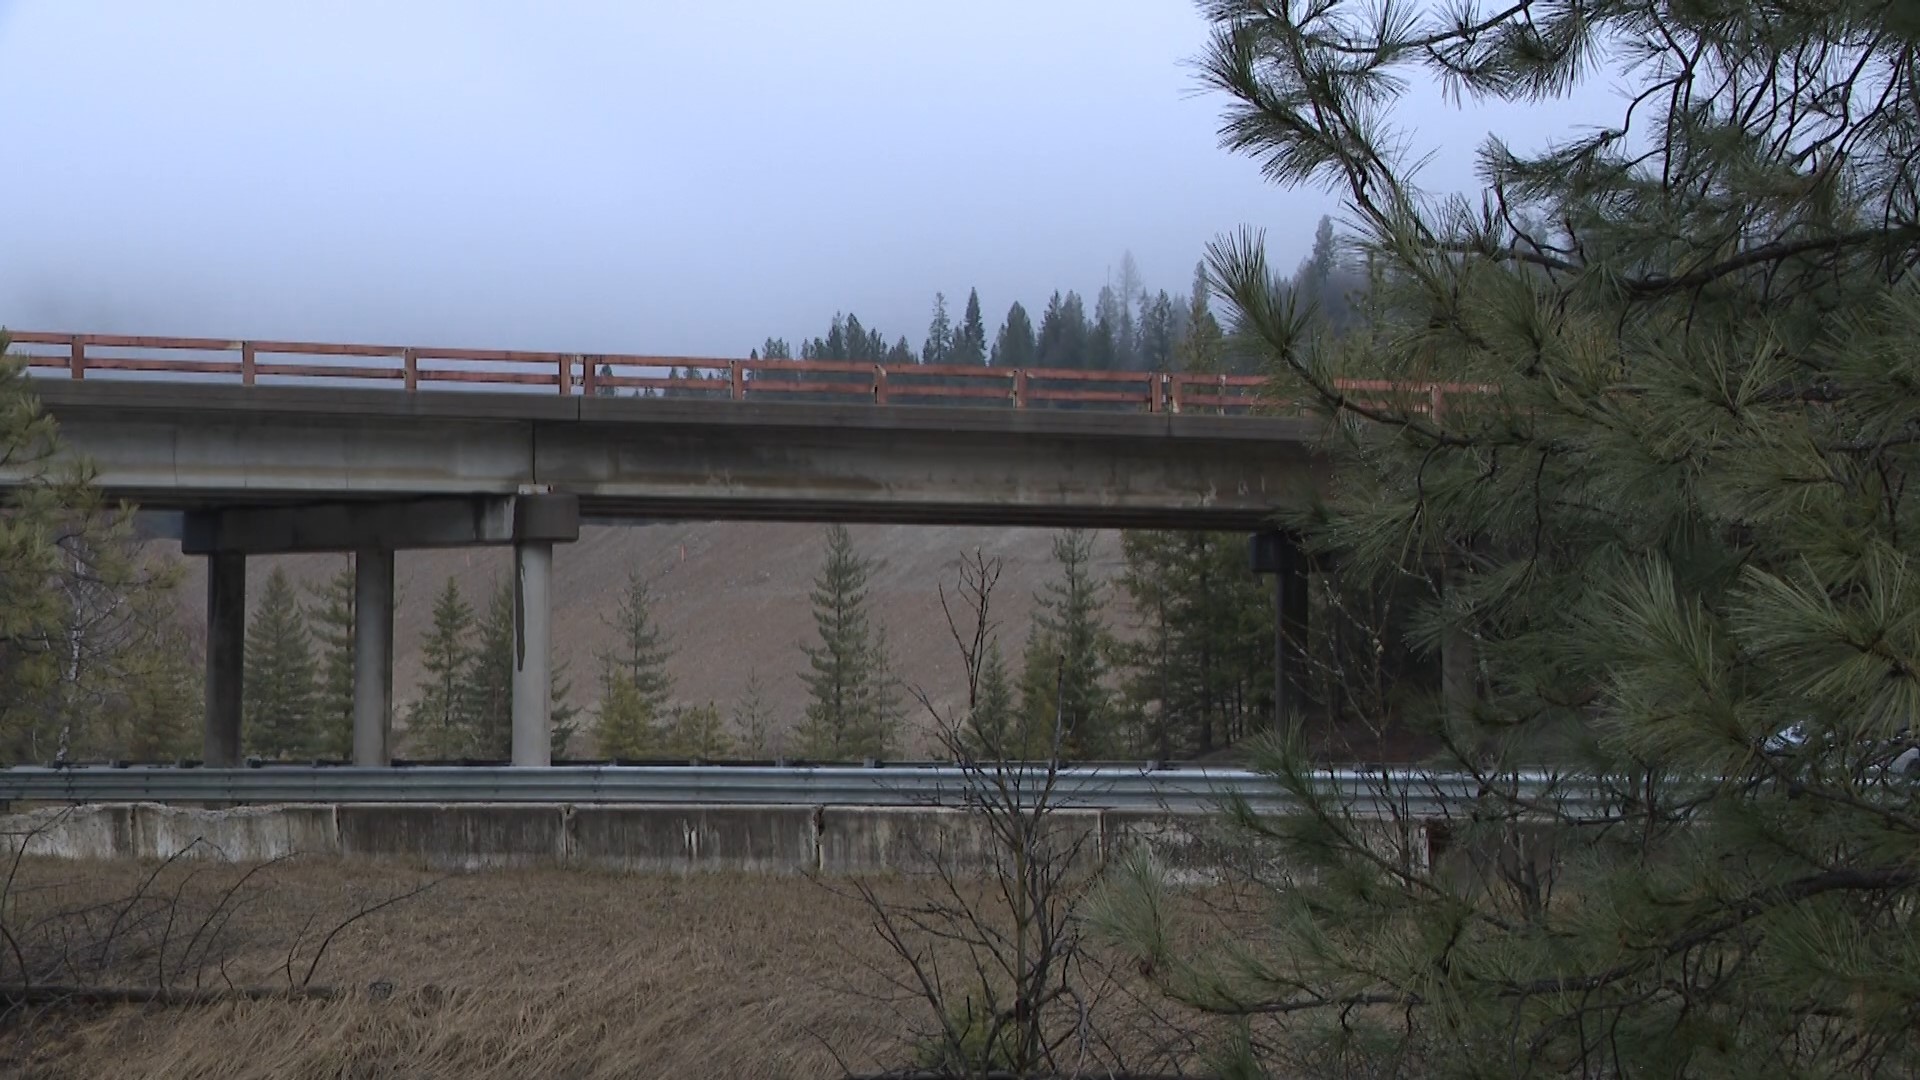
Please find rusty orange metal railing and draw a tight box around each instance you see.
[3,331,1490,418]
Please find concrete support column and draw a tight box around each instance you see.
[1250,531,1311,736]
[352,548,395,766]
[203,553,246,767]
[510,540,553,767]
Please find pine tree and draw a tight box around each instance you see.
[662,701,733,760]
[468,580,516,759]
[1115,531,1273,757]
[796,524,895,760]
[952,288,987,365]
[600,570,674,718]
[759,337,792,360]
[307,559,355,760]
[1116,251,1144,369]
[1034,291,1089,370]
[406,577,476,759]
[961,640,1017,758]
[991,302,1036,369]
[1016,530,1115,759]
[594,669,658,759]
[243,566,318,759]
[1092,285,1126,370]
[1173,262,1223,375]
[1136,290,1177,372]
[921,293,953,366]
[731,669,776,757]
[1093,4,1920,1075]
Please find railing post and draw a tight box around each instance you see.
[403,348,419,392]
[69,335,85,380]
[1430,384,1445,423]
[730,361,745,400]
[1146,372,1160,413]
[557,354,574,396]
[873,364,888,405]
[581,354,598,397]
[1012,369,1027,408]
[1170,376,1184,414]
[241,341,256,386]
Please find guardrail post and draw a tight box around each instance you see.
[69,335,85,380]
[557,354,574,396]
[1012,369,1027,408]
[1169,376,1184,414]
[403,348,419,392]
[241,341,257,386]
[1146,373,1160,413]
[730,361,745,400]
[873,364,888,404]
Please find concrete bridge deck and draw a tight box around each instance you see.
[29,381,1324,530]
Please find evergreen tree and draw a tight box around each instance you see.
[662,701,733,760]
[921,293,953,366]
[1136,290,1178,372]
[1173,262,1224,375]
[961,640,1017,758]
[406,577,477,759]
[1094,4,1920,1075]
[595,669,658,759]
[307,559,355,760]
[952,288,987,366]
[468,580,516,759]
[731,668,775,757]
[796,524,896,760]
[1034,291,1089,370]
[1115,531,1273,757]
[243,566,318,759]
[600,570,674,718]
[549,659,579,759]
[759,337,792,360]
[886,336,914,367]
[1116,251,1144,369]
[1016,530,1116,758]
[95,583,201,763]
[1092,285,1126,370]
[991,302,1036,369]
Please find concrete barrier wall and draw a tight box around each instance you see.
[0,802,1423,879]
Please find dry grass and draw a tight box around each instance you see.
[3,858,916,1079]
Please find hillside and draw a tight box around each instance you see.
[169,524,1133,757]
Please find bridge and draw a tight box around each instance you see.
[2,332,1468,776]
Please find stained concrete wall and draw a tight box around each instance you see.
[0,802,1424,880]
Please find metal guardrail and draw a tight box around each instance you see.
[4,330,1494,416]
[0,764,1613,818]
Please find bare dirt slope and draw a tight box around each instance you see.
[172,524,1134,756]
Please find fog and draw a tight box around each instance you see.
[0,2,1609,356]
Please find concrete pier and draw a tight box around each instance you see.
[203,553,246,767]
[510,541,553,767]
[352,548,395,766]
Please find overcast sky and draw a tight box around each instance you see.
[0,2,1608,357]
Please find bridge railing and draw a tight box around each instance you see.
[4,331,1494,417]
